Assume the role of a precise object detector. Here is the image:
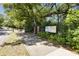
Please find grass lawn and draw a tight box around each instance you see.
[0,44,29,56]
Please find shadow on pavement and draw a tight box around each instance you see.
[0,28,12,36]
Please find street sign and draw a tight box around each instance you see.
[45,26,56,33]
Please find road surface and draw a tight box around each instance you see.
[0,28,78,56]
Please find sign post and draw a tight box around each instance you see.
[45,26,56,33]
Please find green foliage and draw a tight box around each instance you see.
[37,32,50,39]
[3,3,62,33]
[48,34,65,45]
[64,16,79,49]
[67,27,79,49]
[0,14,4,27]
[4,3,79,52]
[38,32,65,45]
[63,9,79,50]
[3,17,25,29]
[64,9,79,29]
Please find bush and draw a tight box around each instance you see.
[48,34,65,45]
[37,32,65,45]
[71,28,79,49]
[65,27,79,50]
[37,32,50,39]
[57,35,65,45]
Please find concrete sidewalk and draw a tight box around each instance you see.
[17,32,79,56]
[24,44,58,56]
[25,44,79,56]
[46,47,79,56]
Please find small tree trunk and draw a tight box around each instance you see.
[56,14,60,34]
[33,19,37,34]
[34,26,36,34]
[12,28,14,32]
[37,26,40,33]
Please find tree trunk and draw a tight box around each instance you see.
[33,19,37,34]
[56,14,60,34]
[12,28,14,32]
[34,26,36,34]
[37,26,40,33]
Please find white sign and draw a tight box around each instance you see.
[45,26,56,33]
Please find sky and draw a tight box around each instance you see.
[0,4,5,15]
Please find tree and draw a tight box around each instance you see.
[3,3,78,34]
[0,14,4,28]
[65,9,79,30]
[3,3,54,33]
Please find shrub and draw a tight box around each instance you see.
[48,35,57,44]
[71,28,79,49]
[65,30,74,46]
[48,34,65,45]
[37,32,50,39]
[65,27,79,50]
[57,35,65,45]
